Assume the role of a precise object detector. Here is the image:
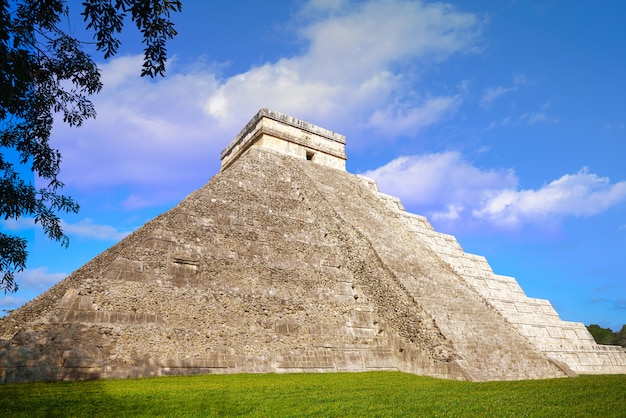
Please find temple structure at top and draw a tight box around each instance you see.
[221,108,347,171]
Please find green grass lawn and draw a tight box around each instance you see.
[1,372,625,417]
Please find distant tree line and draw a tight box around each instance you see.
[586,324,626,347]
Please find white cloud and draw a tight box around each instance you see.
[0,295,27,315]
[367,95,462,136]
[480,86,516,107]
[480,73,530,107]
[54,60,223,191]
[519,111,559,125]
[363,153,626,230]
[0,217,36,232]
[204,0,481,131]
[503,101,559,126]
[0,267,67,315]
[301,0,480,78]
[362,151,515,208]
[49,0,482,208]
[475,168,626,226]
[99,55,145,88]
[61,218,132,241]
[16,267,67,292]
[1,217,130,241]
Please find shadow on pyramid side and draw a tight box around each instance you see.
[1,109,625,383]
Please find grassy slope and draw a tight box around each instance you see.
[1,372,625,417]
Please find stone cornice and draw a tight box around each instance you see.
[221,109,346,162]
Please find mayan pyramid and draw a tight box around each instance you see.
[1,109,625,383]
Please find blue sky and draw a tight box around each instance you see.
[2,0,625,331]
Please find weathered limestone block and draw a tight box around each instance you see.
[369,168,626,374]
[103,257,146,282]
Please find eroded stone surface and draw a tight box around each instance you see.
[1,110,624,383]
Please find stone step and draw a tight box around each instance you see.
[295,158,567,381]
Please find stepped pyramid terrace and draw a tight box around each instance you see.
[1,108,625,383]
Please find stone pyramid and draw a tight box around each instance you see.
[1,109,625,383]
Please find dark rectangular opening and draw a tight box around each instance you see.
[306,151,315,161]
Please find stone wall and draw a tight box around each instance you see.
[220,109,346,171]
[355,175,626,375]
